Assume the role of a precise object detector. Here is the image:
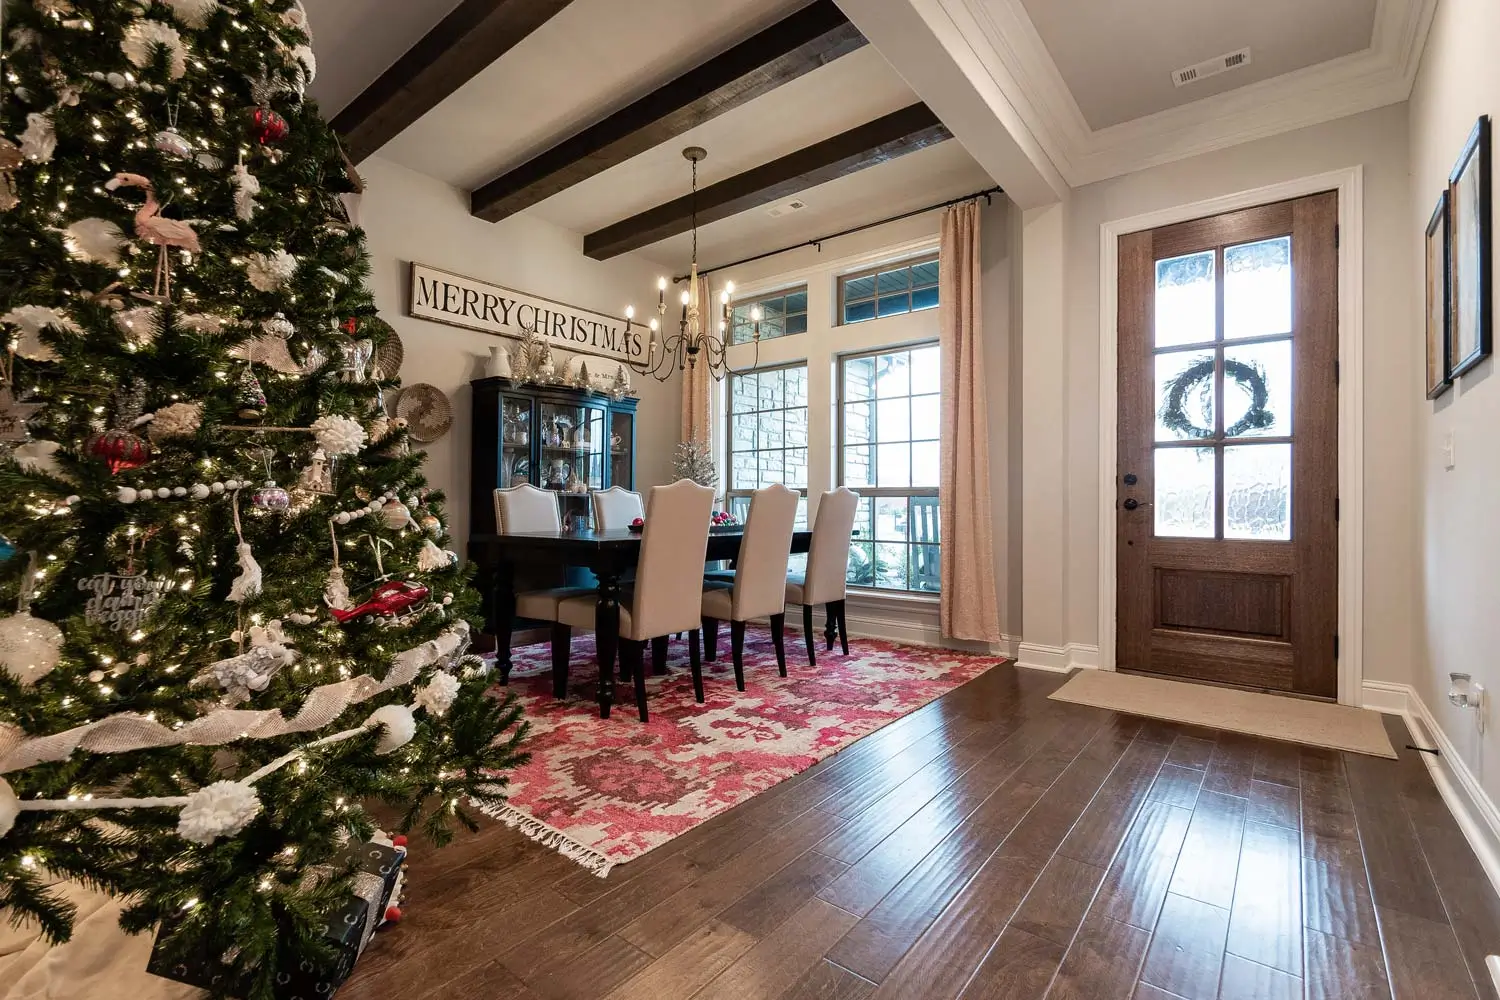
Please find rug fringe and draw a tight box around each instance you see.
[469,795,614,878]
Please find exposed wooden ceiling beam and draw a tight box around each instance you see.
[582,103,951,260]
[331,0,578,164]
[470,0,867,223]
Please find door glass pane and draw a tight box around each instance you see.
[1225,444,1291,540]
[1155,251,1215,347]
[1155,349,1216,441]
[1155,447,1215,538]
[1223,339,1292,438]
[1225,237,1292,340]
[874,496,908,541]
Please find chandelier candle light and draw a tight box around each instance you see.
[622,147,761,381]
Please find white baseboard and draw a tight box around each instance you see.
[797,604,1018,658]
[1015,642,1101,673]
[1361,680,1500,899]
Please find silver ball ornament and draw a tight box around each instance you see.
[382,502,413,530]
[0,612,64,686]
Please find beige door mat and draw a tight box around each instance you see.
[1048,669,1397,758]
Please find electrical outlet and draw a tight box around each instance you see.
[1443,431,1456,470]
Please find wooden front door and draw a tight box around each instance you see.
[1116,193,1339,698]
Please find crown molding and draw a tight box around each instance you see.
[951,0,1437,188]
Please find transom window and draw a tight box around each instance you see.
[838,344,941,592]
[726,364,809,528]
[729,286,808,345]
[839,254,939,325]
[1153,236,1294,541]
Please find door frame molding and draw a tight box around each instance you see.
[1096,166,1365,705]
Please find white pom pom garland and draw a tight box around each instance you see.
[365,704,416,754]
[177,780,261,845]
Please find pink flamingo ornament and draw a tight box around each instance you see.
[104,172,201,301]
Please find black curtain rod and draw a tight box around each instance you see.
[673,185,1003,282]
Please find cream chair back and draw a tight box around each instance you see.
[732,484,799,621]
[802,488,859,605]
[493,484,561,534]
[627,480,715,640]
[592,486,644,531]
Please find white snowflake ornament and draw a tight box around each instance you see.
[311,414,366,457]
[245,250,297,292]
[416,671,461,717]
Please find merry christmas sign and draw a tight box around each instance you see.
[407,263,647,366]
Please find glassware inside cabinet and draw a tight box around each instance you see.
[500,396,532,486]
[539,402,606,493]
[610,410,634,489]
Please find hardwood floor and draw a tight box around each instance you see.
[339,665,1500,1000]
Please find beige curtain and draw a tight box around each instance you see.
[938,202,1002,643]
[679,274,713,446]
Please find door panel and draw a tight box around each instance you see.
[1117,192,1339,698]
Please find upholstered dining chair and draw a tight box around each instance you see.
[701,483,799,691]
[591,485,644,531]
[556,480,715,722]
[787,487,860,665]
[492,484,588,689]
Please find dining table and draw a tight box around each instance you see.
[468,525,814,717]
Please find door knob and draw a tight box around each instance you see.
[1122,498,1140,510]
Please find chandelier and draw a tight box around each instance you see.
[623,147,761,382]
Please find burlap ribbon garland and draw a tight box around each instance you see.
[0,622,469,775]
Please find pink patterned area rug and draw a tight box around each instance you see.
[474,628,1001,876]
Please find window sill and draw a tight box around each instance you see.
[847,588,940,608]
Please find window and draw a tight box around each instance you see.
[726,364,809,528]
[729,286,808,345]
[839,255,939,325]
[838,344,941,592]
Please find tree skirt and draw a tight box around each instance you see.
[473,628,1001,876]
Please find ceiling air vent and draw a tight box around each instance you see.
[766,199,807,219]
[1172,47,1252,88]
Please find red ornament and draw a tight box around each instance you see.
[329,580,430,624]
[391,834,408,848]
[341,317,358,336]
[247,106,289,146]
[87,429,150,475]
[383,906,402,924]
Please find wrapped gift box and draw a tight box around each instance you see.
[146,839,405,998]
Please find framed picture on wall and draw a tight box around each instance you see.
[1425,191,1451,399]
[1447,114,1491,379]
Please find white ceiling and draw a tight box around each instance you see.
[376,0,808,191]
[645,140,991,271]
[1014,0,1380,129]
[301,0,463,117]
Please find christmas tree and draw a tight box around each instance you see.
[0,0,527,992]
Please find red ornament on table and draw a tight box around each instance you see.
[391,834,408,848]
[87,428,150,474]
[247,107,288,146]
[384,906,401,924]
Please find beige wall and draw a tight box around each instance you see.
[356,156,681,550]
[1408,0,1500,798]
[1022,104,1416,682]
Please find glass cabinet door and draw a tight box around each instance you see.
[538,401,606,493]
[609,410,634,489]
[500,394,533,487]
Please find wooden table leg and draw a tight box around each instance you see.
[594,571,621,719]
[492,560,516,685]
